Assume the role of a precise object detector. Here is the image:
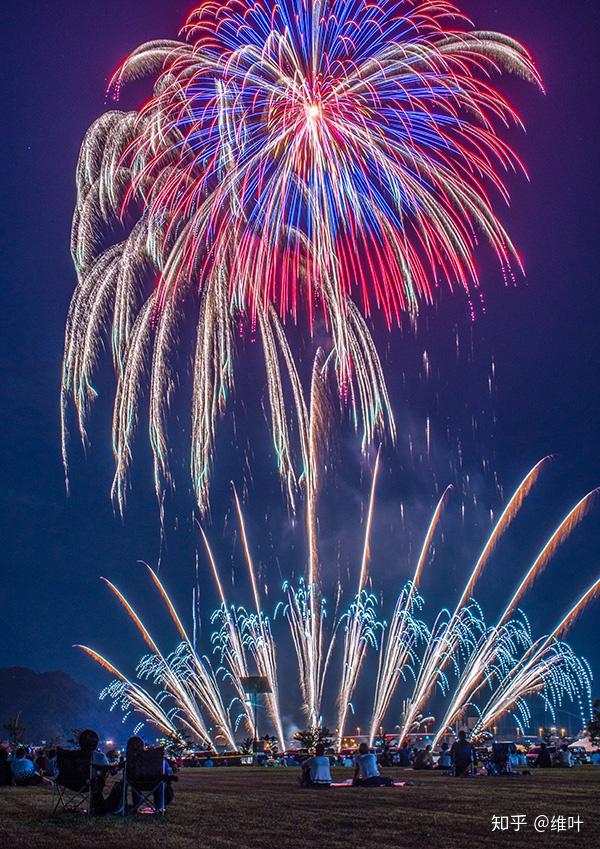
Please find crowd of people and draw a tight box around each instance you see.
[0,729,178,815]
[298,731,600,787]
[2,727,599,807]
[0,745,56,786]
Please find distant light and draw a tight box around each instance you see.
[306,104,320,120]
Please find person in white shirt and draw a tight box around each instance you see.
[301,744,332,787]
[557,744,573,767]
[353,743,393,787]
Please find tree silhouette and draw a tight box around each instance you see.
[292,725,334,750]
[240,737,254,755]
[3,713,26,746]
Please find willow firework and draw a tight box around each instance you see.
[78,461,597,748]
[62,0,541,514]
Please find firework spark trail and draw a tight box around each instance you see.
[471,642,591,740]
[75,645,182,740]
[368,484,452,744]
[471,579,600,737]
[199,527,255,734]
[101,575,237,746]
[62,0,541,515]
[432,488,599,744]
[336,448,382,746]
[297,348,337,722]
[83,573,595,746]
[139,563,240,748]
[397,457,551,741]
[232,488,286,747]
[79,459,597,745]
[80,521,597,746]
[77,580,222,746]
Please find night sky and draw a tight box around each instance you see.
[2,1,599,737]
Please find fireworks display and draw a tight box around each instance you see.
[79,459,598,749]
[61,0,542,515]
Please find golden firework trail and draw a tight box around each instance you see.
[75,646,182,740]
[432,488,599,744]
[93,573,236,748]
[470,579,600,737]
[199,527,254,734]
[396,456,552,741]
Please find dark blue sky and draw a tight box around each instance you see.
[1,1,599,736]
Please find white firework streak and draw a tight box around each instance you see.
[232,487,286,748]
[368,484,452,744]
[335,447,382,746]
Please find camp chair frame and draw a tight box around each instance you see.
[121,746,167,816]
[51,749,93,815]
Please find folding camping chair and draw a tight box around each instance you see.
[121,746,167,816]
[51,749,92,815]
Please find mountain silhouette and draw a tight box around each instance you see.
[0,667,119,744]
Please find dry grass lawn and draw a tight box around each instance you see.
[0,766,598,849]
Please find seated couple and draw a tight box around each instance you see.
[70,730,176,815]
[301,743,394,788]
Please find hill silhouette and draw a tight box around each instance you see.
[0,667,118,744]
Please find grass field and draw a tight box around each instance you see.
[0,766,597,849]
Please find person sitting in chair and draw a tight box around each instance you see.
[11,748,42,786]
[300,744,332,787]
[353,743,393,787]
[125,736,175,812]
[76,729,122,814]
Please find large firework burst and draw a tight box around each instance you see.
[62,0,541,513]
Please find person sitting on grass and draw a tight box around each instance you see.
[436,742,452,771]
[353,743,394,787]
[398,741,412,767]
[450,731,476,777]
[557,744,573,768]
[535,743,552,769]
[10,747,42,786]
[300,744,332,787]
[413,745,434,770]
